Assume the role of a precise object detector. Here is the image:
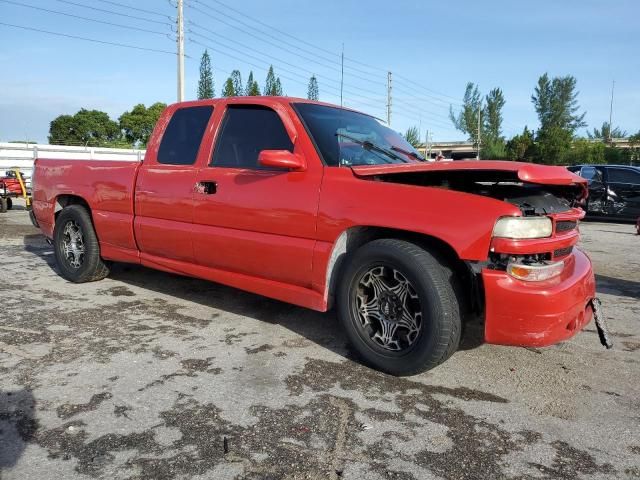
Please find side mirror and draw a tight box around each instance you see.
[258,150,306,171]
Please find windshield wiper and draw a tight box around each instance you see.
[391,145,426,162]
[336,132,409,164]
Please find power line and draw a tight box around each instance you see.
[94,0,173,19]
[187,8,386,89]
[51,0,171,26]
[188,38,387,117]
[0,21,180,56]
[200,0,463,106]
[0,0,172,36]
[190,0,384,81]
[188,30,386,105]
[188,26,384,99]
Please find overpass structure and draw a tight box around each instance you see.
[418,138,635,160]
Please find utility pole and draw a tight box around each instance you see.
[476,102,482,160]
[340,44,344,107]
[425,129,429,159]
[608,80,615,142]
[177,0,185,102]
[386,71,392,126]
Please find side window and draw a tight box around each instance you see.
[580,166,603,182]
[608,168,640,184]
[212,105,293,168]
[580,166,596,180]
[157,106,213,165]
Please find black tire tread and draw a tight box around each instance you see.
[0,198,7,213]
[338,238,461,375]
[53,205,110,283]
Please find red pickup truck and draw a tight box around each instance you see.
[31,97,597,375]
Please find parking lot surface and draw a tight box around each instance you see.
[1,201,639,480]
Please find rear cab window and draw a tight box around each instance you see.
[158,106,213,165]
[211,105,293,169]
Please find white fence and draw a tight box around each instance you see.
[0,142,145,189]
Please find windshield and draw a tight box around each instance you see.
[293,103,424,166]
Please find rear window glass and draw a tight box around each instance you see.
[158,106,213,165]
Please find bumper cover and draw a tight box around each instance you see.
[483,248,596,346]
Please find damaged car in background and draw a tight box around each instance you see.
[30,98,609,376]
[568,164,640,221]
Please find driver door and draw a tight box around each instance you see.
[192,103,323,287]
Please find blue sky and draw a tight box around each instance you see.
[1,0,638,143]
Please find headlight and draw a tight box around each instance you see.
[492,217,552,239]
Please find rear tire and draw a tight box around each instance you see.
[0,198,7,213]
[53,205,110,283]
[6,197,12,210]
[337,239,461,376]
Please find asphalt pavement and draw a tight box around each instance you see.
[1,200,639,479]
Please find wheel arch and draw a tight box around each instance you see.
[324,226,469,310]
[54,194,92,220]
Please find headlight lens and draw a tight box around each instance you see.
[492,217,552,239]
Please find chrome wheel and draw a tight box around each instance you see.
[354,265,423,352]
[61,220,85,269]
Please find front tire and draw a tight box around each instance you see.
[53,205,110,283]
[337,239,461,376]
[6,197,12,210]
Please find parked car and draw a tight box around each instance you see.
[31,97,597,375]
[567,164,640,221]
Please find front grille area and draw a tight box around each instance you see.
[554,246,573,258]
[556,220,577,233]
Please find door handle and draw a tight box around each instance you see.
[196,181,217,194]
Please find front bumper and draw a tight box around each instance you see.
[482,248,596,346]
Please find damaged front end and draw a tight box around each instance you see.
[352,162,606,348]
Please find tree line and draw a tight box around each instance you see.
[48,103,166,148]
[197,50,319,100]
[45,53,638,165]
[408,73,639,165]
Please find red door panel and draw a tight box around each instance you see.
[192,168,321,287]
[134,165,197,262]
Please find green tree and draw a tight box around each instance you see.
[307,75,319,100]
[449,82,482,145]
[197,50,214,99]
[480,88,507,159]
[483,88,505,144]
[403,126,420,148]
[119,102,166,147]
[564,139,606,165]
[586,121,627,142]
[230,70,243,96]
[221,77,235,97]
[49,109,120,146]
[263,66,283,96]
[245,71,260,96]
[627,131,640,165]
[506,127,535,161]
[531,73,586,164]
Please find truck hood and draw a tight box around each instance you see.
[351,160,587,215]
[351,160,586,186]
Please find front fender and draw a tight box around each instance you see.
[317,168,520,261]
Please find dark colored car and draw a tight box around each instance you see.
[567,165,640,221]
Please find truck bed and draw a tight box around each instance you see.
[32,157,141,256]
